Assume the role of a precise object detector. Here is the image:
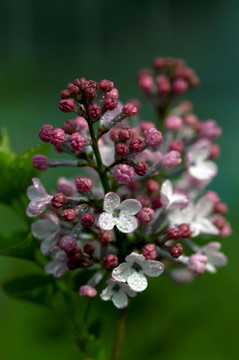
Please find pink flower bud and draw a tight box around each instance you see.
[62,208,77,222]
[129,137,145,152]
[88,104,102,120]
[75,117,88,132]
[205,191,220,204]
[32,154,48,170]
[50,128,65,147]
[62,119,77,134]
[220,222,232,237]
[199,120,222,140]
[184,113,200,130]
[164,115,183,131]
[142,244,158,260]
[214,215,226,229]
[107,88,119,98]
[209,144,220,159]
[98,230,113,244]
[74,77,89,90]
[75,177,93,193]
[134,162,148,176]
[170,243,183,258]
[146,179,160,194]
[140,121,155,133]
[172,78,188,94]
[178,223,192,238]
[138,74,154,92]
[67,83,80,96]
[81,213,95,228]
[153,57,166,69]
[127,181,140,191]
[169,139,184,153]
[118,126,132,141]
[57,177,76,197]
[103,96,118,111]
[161,151,181,170]
[59,236,77,253]
[113,164,135,184]
[137,207,154,223]
[168,227,182,240]
[214,202,228,215]
[136,195,150,208]
[84,87,97,101]
[60,89,71,99]
[122,103,138,117]
[51,193,67,208]
[84,243,95,255]
[99,79,114,92]
[79,285,97,298]
[115,143,129,157]
[144,128,163,147]
[151,195,162,209]
[39,124,54,142]
[103,254,118,269]
[156,75,171,94]
[188,253,208,275]
[70,132,86,151]
[110,128,120,142]
[59,99,75,112]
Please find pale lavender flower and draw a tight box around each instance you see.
[112,252,164,292]
[45,246,68,278]
[201,242,228,273]
[160,180,189,210]
[186,139,217,181]
[100,278,137,309]
[26,178,52,217]
[98,192,141,233]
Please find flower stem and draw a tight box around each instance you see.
[111,308,127,360]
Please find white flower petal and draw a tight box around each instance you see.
[40,237,58,256]
[32,178,48,196]
[98,212,116,230]
[205,262,217,273]
[31,219,58,240]
[116,214,138,233]
[100,285,114,301]
[26,197,51,217]
[119,199,142,215]
[127,272,148,292]
[167,194,189,210]
[195,196,214,217]
[195,217,219,236]
[208,253,228,267]
[103,192,120,213]
[160,180,173,208]
[112,290,128,309]
[112,263,131,282]
[143,260,164,277]
[125,252,145,264]
[120,283,137,297]
[189,161,217,181]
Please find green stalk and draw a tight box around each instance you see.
[111,308,127,360]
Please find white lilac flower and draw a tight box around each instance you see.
[201,242,228,273]
[45,246,68,278]
[112,252,164,292]
[186,139,218,181]
[31,211,61,255]
[160,180,189,210]
[168,195,219,237]
[100,278,137,309]
[98,192,142,233]
[26,178,52,217]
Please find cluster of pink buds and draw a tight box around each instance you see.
[27,58,231,309]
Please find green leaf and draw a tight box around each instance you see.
[88,318,102,339]
[0,142,50,204]
[2,274,56,306]
[0,231,37,261]
[0,127,16,171]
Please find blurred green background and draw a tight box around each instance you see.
[0,0,238,359]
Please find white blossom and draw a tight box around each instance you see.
[26,178,52,217]
[160,180,189,210]
[201,242,228,273]
[100,278,136,309]
[45,246,68,278]
[98,192,142,233]
[112,252,164,292]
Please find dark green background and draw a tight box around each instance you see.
[0,0,238,359]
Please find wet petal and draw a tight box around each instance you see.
[167,194,189,210]
[100,285,114,301]
[31,219,58,240]
[189,160,217,181]
[125,252,145,264]
[119,199,142,215]
[112,263,131,282]
[26,197,51,217]
[112,290,128,309]
[127,272,148,292]
[116,215,138,233]
[98,212,116,230]
[40,237,58,256]
[160,180,173,208]
[143,260,164,277]
[103,192,120,213]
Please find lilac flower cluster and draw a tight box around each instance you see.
[27,58,231,309]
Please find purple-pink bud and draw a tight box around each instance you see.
[214,202,228,215]
[188,253,208,275]
[140,122,155,133]
[146,179,160,194]
[99,79,114,92]
[59,235,77,253]
[103,96,118,111]
[118,126,132,141]
[62,208,77,222]
[137,207,154,223]
[153,57,167,69]
[220,222,232,238]
[109,128,120,142]
[50,128,65,147]
[103,254,118,269]
[84,243,95,255]
[39,124,54,142]
[113,164,135,184]
[161,151,181,170]
[178,223,192,238]
[134,162,148,176]
[156,75,171,94]
[107,88,119,98]
[151,195,162,209]
[59,99,75,112]
[84,87,97,101]
[172,78,188,94]
[51,193,67,208]
[57,177,76,197]
[60,89,71,99]
[135,195,150,208]
[205,191,220,204]
[79,285,97,298]
[75,117,88,132]
[115,143,129,157]
[142,244,158,260]
[209,144,220,159]
[144,128,163,147]
[75,177,93,193]
[122,103,138,117]
[129,137,145,152]
[199,120,222,140]
[81,213,95,228]
[98,230,113,244]
[169,139,184,153]
[74,77,89,90]
[62,119,77,134]
[32,154,48,170]
[70,132,86,151]
[88,104,102,120]
[164,115,183,131]
[170,243,183,258]
[138,74,154,92]
[168,227,182,240]
[67,83,80,96]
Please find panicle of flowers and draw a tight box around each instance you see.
[27,58,231,309]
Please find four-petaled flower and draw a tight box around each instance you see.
[201,242,228,273]
[160,180,189,210]
[45,246,68,278]
[100,278,137,309]
[112,252,164,292]
[98,192,142,233]
[26,178,52,217]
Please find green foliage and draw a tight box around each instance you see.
[0,127,16,171]
[0,231,37,261]
[0,137,50,204]
[2,274,56,306]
